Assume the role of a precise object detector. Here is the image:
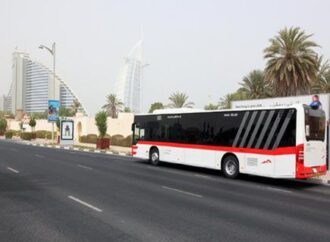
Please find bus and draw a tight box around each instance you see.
[131,104,327,179]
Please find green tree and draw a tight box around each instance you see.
[204,103,219,110]
[30,111,48,119]
[102,94,124,118]
[0,118,7,135]
[168,92,194,108]
[312,56,330,93]
[149,102,164,113]
[218,94,235,109]
[71,99,81,115]
[218,92,246,109]
[123,107,131,113]
[239,70,272,98]
[59,107,75,117]
[29,117,36,132]
[264,27,319,96]
[95,111,108,138]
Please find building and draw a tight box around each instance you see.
[115,39,145,113]
[4,51,87,116]
[0,95,4,111]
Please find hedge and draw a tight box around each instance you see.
[21,132,34,140]
[79,134,132,147]
[35,130,53,139]
[110,134,132,147]
[5,131,14,139]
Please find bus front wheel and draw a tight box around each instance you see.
[222,155,239,179]
[150,148,160,166]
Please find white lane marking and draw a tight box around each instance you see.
[162,186,203,198]
[68,196,103,212]
[267,187,292,194]
[7,167,19,173]
[194,174,211,179]
[77,164,93,170]
[35,154,45,158]
[10,148,17,151]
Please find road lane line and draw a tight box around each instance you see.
[267,187,292,193]
[68,196,103,212]
[194,174,211,179]
[35,154,45,158]
[162,186,203,198]
[77,164,93,170]
[7,167,19,173]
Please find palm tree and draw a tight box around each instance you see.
[204,103,219,110]
[167,92,194,108]
[238,70,272,98]
[312,56,330,93]
[71,99,81,114]
[264,27,319,96]
[218,92,246,109]
[218,93,235,109]
[149,102,164,113]
[102,94,124,118]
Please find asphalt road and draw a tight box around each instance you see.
[1,140,330,242]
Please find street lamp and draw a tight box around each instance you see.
[39,42,56,144]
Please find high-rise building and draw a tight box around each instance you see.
[115,39,145,113]
[4,51,87,116]
[0,95,4,111]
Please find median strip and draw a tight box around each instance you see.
[162,186,203,198]
[7,167,19,173]
[68,195,103,212]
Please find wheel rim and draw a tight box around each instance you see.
[225,160,237,176]
[151,152,159,162]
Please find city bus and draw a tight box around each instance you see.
[131,104,327,179]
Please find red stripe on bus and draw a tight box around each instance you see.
[136,141,298,155]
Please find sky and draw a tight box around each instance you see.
[0,0,330,115]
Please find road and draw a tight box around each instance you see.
[0,140,330,242]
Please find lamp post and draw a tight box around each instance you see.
[39,42,56,144]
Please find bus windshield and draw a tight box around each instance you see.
[304,105,326,141]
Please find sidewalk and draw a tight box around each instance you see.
[13,137,131,156]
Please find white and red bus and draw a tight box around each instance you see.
[131,104,327,179]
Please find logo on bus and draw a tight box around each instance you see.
[261,159,272,164]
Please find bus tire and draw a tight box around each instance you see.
[150,148,160,166]
[222,155,239,179]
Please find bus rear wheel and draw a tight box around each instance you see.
[222,155,239,179]
[150,148,160,166]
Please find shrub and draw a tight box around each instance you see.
[95,111,108,138]
[79,134,111,144]
[5,130,14,139]
[0,118,7,135]
[29,118,36,131]
[79,134,98,144]
[21,132,33,140]
[35,130,52,139]
[120,135,132,147]
[110,134,124,146]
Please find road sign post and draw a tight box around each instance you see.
[48,99,60,144]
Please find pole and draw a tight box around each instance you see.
[52,42,56,145]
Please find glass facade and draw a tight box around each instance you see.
[5,52,87,115]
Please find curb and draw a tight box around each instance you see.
[25,142,131,157]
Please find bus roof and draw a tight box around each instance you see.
[135,104,304,116]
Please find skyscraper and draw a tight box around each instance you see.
[4,51,87,116]
[115,39,145,113]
